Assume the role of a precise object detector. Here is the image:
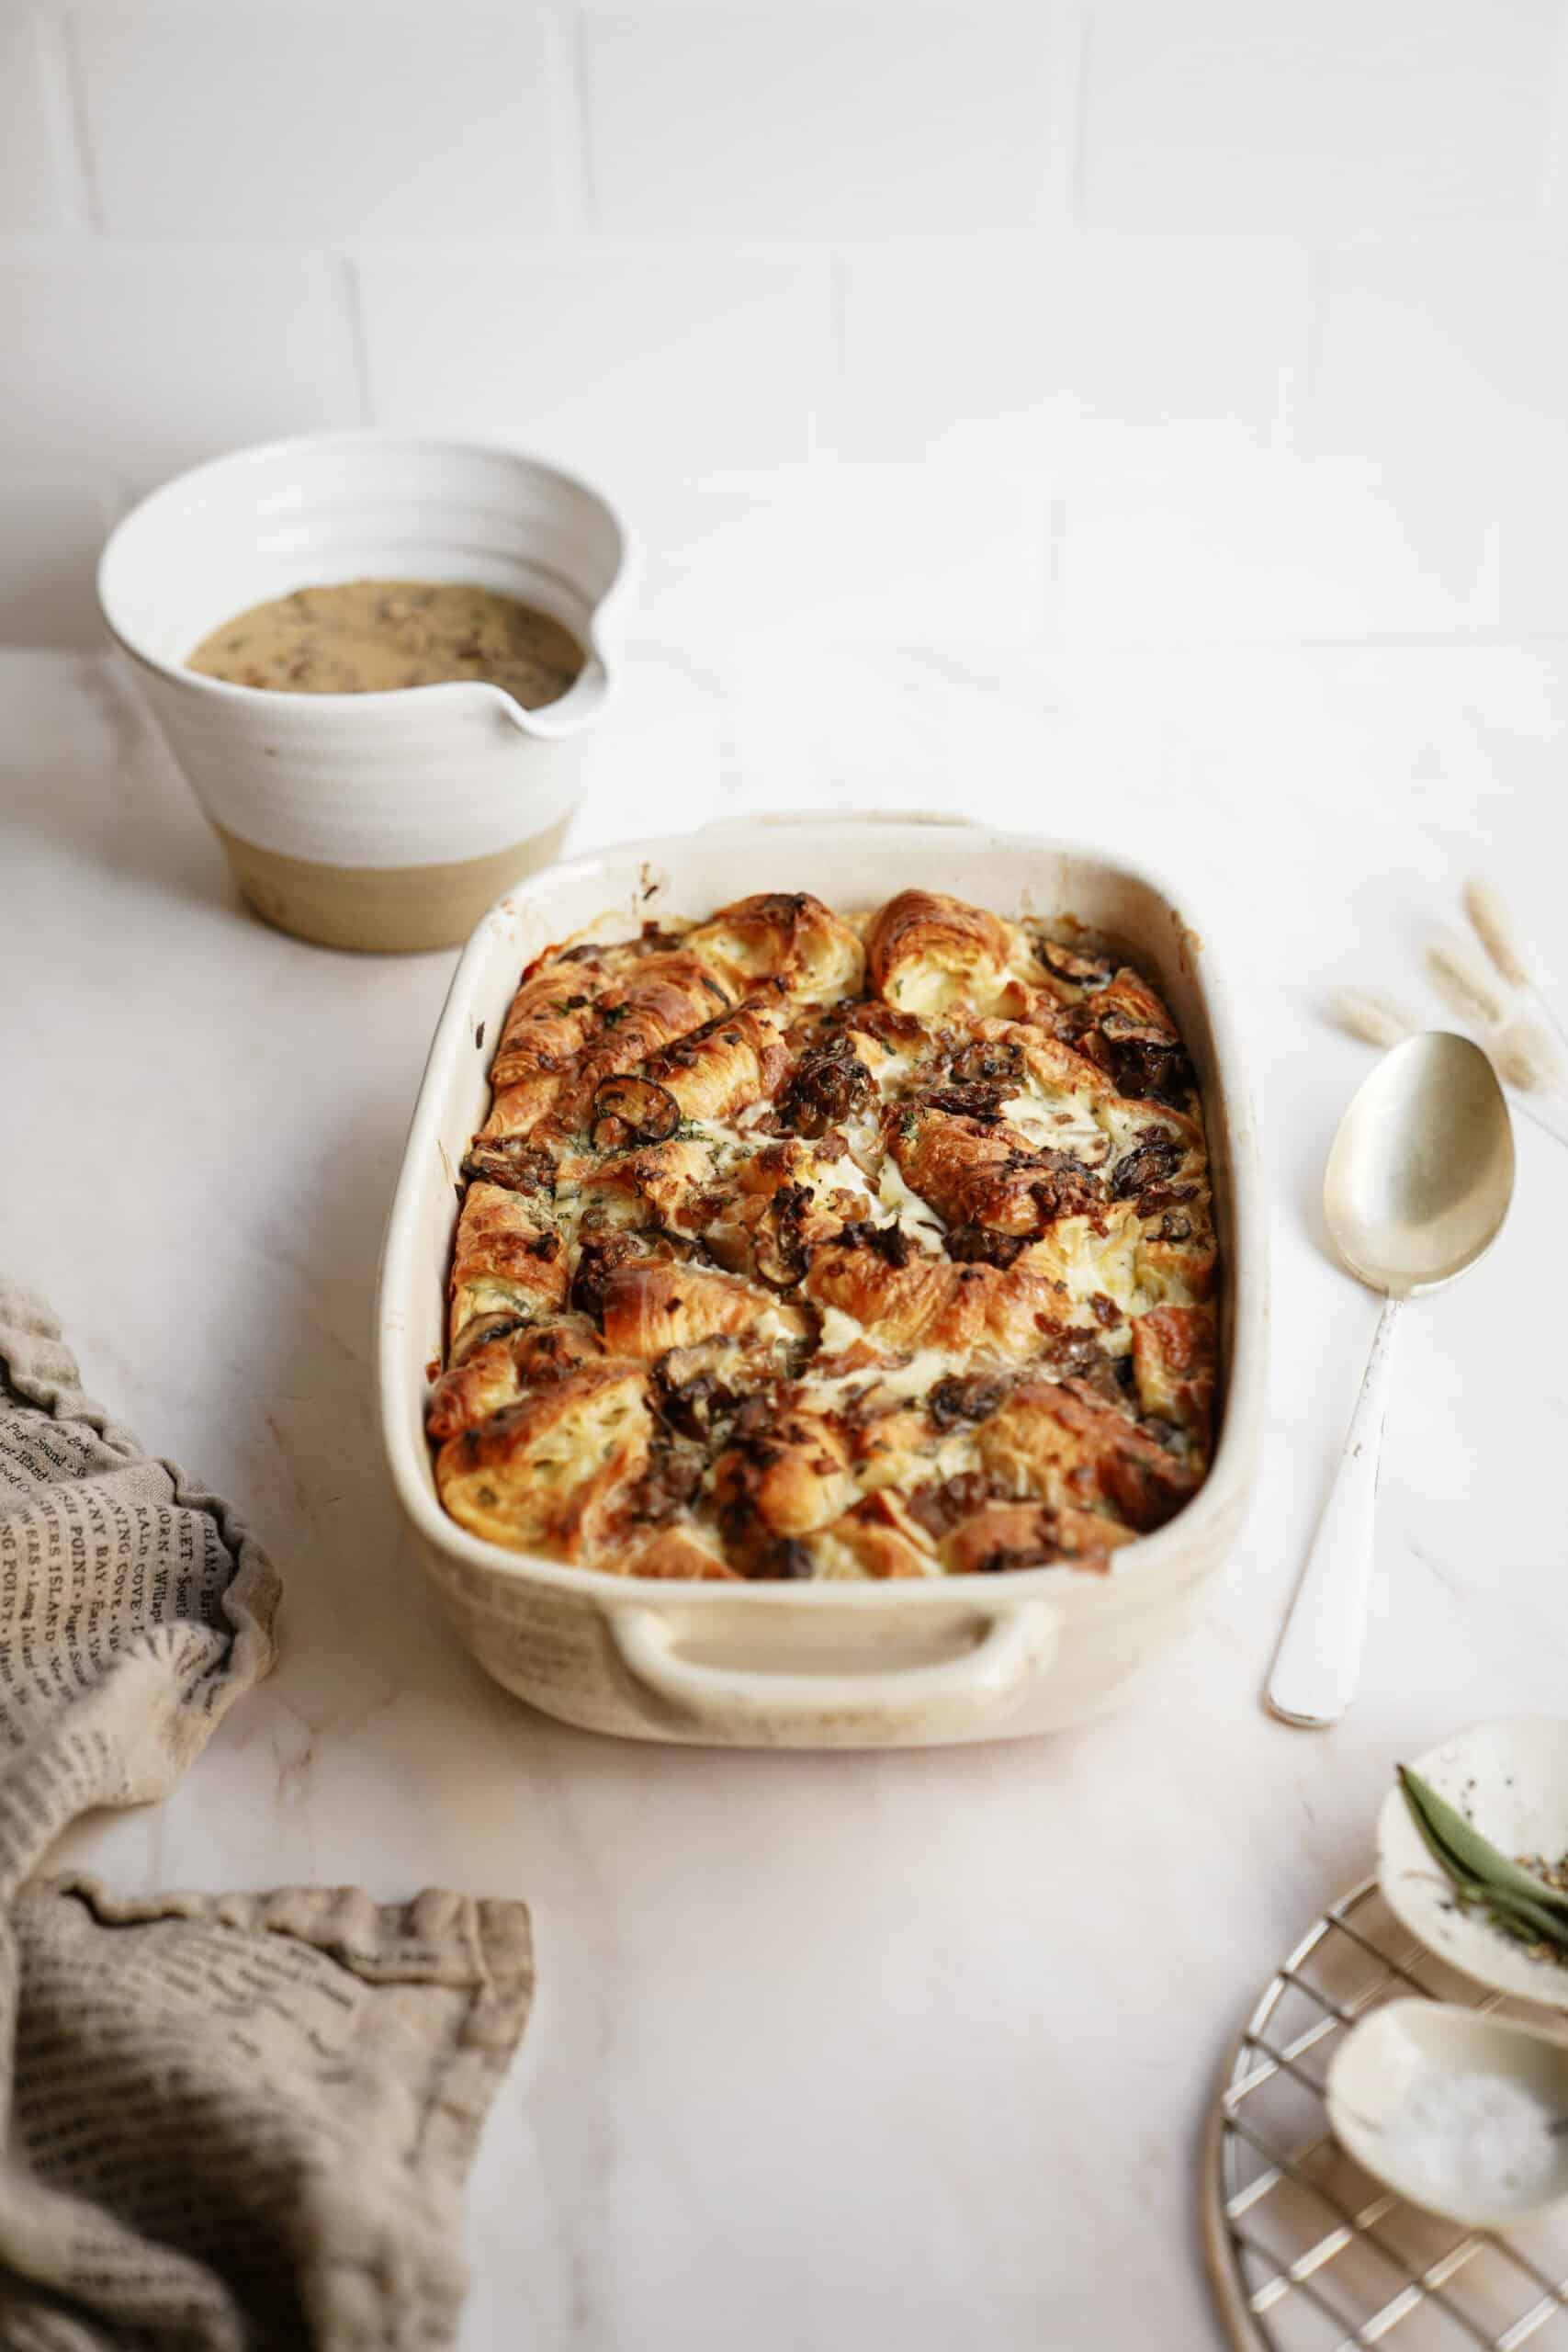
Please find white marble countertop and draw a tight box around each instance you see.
[6,638,1568,2350]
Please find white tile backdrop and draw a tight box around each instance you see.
[4,0,1568,651]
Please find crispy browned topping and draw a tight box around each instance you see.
[430,888,1217,1579]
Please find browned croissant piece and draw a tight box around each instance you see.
[1132,1302,1217,1442]
[942,1499,1136,1577]
[435,1361,652,1555]
[430,885,1219,1579]
[805,1239,1081,1360]
[865,888,1016,1016]
[622,1526,743,1581]
[643,995,794,1123]
[976,1380,1201,1533]
[888,1099,1106,1238]
[447,1181,570,1353]
[490,959,611,1093]
[560,953,737,1129]
[427,1314,606,1442]
[815,1490,936,1580]
[598,1259,810,1359]
[565,1136,718,1233]
[685,890,864,1002]
[710,1395,860,1575]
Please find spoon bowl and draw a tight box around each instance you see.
[1325,1031,1515,1295]
[1327,1999,1568,2230]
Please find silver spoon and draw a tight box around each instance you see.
[1267,1032,1515,1728]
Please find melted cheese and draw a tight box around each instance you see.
[754,1297,811,1348]
[1047,1215,1196,1323]
[688,1114,778,1168]
[869,1047,919,1091]
[812,1344,971,1410]
[814,1532,947,1583]
[810,1151,876,1210]
[875,1157,945,1251]
[998,1087,1109,1167]
[818,1303,870,1353]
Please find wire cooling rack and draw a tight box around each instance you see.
[1203,1879,1568,2351]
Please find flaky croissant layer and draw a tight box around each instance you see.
[430,888,1217,1582]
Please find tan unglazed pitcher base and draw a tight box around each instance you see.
[213,819,573,954]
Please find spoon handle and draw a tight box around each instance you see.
[1267,1294,1403,1728]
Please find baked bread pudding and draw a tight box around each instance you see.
[428,889,1217,1582]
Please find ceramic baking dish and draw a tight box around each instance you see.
[376,815,1267,1749]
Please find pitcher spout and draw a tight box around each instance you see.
[488,644,615,741]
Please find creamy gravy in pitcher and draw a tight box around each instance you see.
[187,580,585,707]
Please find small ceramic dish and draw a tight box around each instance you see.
[97,433,628,953]
[1327,1999,1568,2230]
[1377,1717,1568,2009]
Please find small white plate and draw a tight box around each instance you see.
[1327,1999,1568,2230]
[1376,1716,1568,2009]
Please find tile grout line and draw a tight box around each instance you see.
[1477,481,1514,634]
[821,254,847,464]
[340,260,377,428]
[1067,2,1093,221]
[38,7,103,236]
[564,1,596,234]
[1291,245,1331,457]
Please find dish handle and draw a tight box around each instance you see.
[607,1600,1057,1743]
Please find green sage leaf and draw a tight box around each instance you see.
[1398,1765,1568,1933]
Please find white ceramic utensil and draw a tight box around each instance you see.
[1378,1717,1568,2008]
[1267,1033,1513,1727]
[1327,1999,1568,2231]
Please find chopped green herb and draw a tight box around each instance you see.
[1398,1767,1568,1963]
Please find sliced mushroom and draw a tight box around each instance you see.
[924,1080,1010,1123]
[948,1036,1023,1085]
[752,1181,818,1288]
[1109,1133,1182,1202]
[905,1471,1003,1539]
[1037,936,1114,989]
[589,1074,682,1148]
[1100,1014,1195,1107]
[775,1045,873,1137]
[651,1339,747,1439]
[942,1223,1026,1269]
[837,1217,914,1270]
[927,1373,1009,1430]
[460,1136,557,1196]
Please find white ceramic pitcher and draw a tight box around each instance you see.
[97,434,628,952]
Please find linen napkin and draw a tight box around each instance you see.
[0,1280,533,2351]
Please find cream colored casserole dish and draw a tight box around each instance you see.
[377,817,1266,1748]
